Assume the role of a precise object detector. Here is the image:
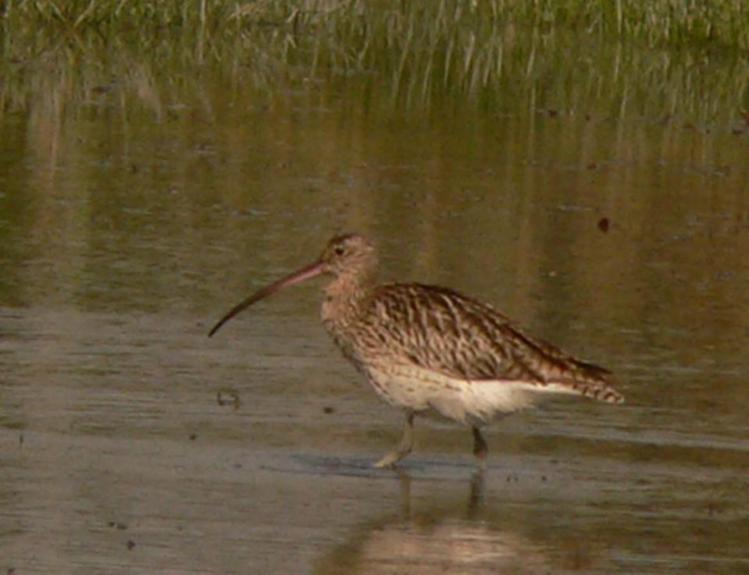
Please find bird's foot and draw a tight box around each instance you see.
[373,450,407,469]
[373,454,398,469]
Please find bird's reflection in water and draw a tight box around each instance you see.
[316,470,552,574]
[394,468,485,520]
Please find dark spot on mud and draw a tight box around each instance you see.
[108,521,128,530]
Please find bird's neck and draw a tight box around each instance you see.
[322,270,376,328]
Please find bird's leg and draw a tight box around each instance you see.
[374,412,415,469]
[472,427,488,468]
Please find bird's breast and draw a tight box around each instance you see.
[321,303,367,371]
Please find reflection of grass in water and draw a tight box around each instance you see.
[1,1,747,125]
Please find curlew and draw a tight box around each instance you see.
[209,234,624,468]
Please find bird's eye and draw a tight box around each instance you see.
[334,246,345,256]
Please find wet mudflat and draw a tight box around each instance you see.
[1,294,748,575]
[1,5,749,573]
[1,222,747,574]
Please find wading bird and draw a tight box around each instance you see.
[209,234,624,468]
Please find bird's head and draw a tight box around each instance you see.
[319,233,377,278]
[208,233,377,337]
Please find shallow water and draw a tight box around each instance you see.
[1,16,748,575]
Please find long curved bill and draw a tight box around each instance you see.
[208,260,325,337]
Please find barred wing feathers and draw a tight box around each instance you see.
[355,284,624,404]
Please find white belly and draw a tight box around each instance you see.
[367,366,560,426]
[366,364,574,427]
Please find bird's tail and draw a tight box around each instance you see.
[557,359,625,404]
[568,380,625,404]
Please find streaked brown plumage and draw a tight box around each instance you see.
[209,233,624,468]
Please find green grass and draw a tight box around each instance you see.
[1,1,747,125]
[2,0,748,52]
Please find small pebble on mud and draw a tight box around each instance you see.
[217,390,241,409]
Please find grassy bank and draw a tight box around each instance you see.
[2,0,749,53]
[1,0,747,128]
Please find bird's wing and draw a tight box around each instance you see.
[357,284,622,402]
